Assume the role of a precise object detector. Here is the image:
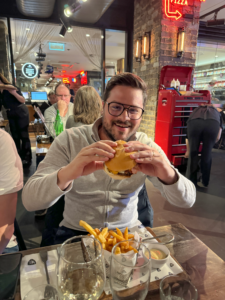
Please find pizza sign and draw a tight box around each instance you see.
[165,0,206,20]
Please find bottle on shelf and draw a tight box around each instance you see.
[54,109,64,137]
[176,79,180,91]
[171,78,176,88]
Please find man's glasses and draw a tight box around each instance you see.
[56,94,70,98]
[106,101,144,120]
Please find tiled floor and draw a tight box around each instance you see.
[16,147,225,261]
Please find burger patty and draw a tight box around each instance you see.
[118,170,133,176]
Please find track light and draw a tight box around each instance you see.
[206,19,225,27]
[59,17,73,34]
[64,3,81,17]
[59,25,67,37]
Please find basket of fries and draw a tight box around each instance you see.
[79,220,138,255]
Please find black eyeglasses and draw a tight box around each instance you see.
[106,101,144,120]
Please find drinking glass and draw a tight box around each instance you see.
[57,236,105,300]
[160,275,198,300]
[23,284,59,300]
[110,241,151,300]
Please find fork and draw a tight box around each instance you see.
[40,251,53,299]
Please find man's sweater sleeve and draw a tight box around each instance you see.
[140,134,196,208]
[22,131,73,211]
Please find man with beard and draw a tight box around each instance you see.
[22,73,196,245]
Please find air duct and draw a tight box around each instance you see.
[16,0,55,18]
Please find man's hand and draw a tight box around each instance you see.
[124,141,178,185]
[57,141,117,190]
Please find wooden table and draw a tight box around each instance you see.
[0,120,9,128]
[36,142,51,157]
[15,223,225,300]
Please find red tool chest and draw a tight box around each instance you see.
[155,66,211,167]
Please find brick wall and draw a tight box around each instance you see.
[133,0,201,140]
[0,21,11,82]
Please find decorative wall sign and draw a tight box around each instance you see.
[165,0,206,20]
[22,63,38,79]
[63,77,70,84]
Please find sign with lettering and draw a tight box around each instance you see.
[63,77,70,84]
[165,0,206,20]
[22,63,38,79]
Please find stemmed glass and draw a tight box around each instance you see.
[57,236,105,300]
[110,241,151,300]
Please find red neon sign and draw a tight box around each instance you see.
[63,77,70,84]
[165,0,206,20]
[165,0,182,20]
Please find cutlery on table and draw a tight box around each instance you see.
[39,251,54,299]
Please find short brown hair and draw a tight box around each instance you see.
[48,90,55,97]
[73,86,102,124]
[55,82,70,94]
[103,72,147,108]
[0,73,10,84]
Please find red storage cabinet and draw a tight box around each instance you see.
[155,66,211,166]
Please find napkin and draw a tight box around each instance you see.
[103,225,183,295]
[20,250,58,300]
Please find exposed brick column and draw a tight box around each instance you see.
[133,0,201,140]
[0,21,11,81]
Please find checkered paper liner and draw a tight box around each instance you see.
[103,224,183,295]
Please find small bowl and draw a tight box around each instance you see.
[145,243,170,269]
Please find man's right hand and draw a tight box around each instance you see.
[57,141,117,191]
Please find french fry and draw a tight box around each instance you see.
[95,228,101,235]
[102,243,106,250]
[124,227,128,240]
[104,232,109,239]
[116,228,123,237]
[128,234,134,239]
[128,245,138,253]
[113,237,117,246]
[121,241,129,249]
[115,247,121,255]
[107,238,114,245]
[97,233,106,244]
[101,227,108,238]
[109,231,125,242]
[79,220,98,239]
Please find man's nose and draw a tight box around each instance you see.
[119,108,130,121]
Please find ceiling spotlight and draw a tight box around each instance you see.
[206,19,225,27]
[86,34,90,37]
[16,51,19,54]
[67,26,73,33]
[59,25,67,37]
[64,3,81,18]
[26,28,30,31]
[215,55,219,58]
[59,17,73,33]
[101,35,104,39]
[21,64,23,65]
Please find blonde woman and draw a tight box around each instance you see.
[66,86,102,129]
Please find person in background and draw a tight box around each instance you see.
[22,73,196,245]
[65,83,75,103]
[0,129,23,254]
[203,80,219,102]
[0,73,32,167]
[44,83,73,129]
[185,104,223,188]
[66,86,102,129]
[33,90,57,119]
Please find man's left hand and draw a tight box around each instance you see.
[124,141,178,185]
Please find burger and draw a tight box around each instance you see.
[104,140,137,180]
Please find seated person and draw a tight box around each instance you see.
[22,73,196,245]
[66,86,102,129]
[0,129,23,254]
[33,90,57,119]
[44,83,74,129]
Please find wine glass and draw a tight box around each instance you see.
[159,275,198,300]
[110,241,151,300]
[57,236,105,300]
